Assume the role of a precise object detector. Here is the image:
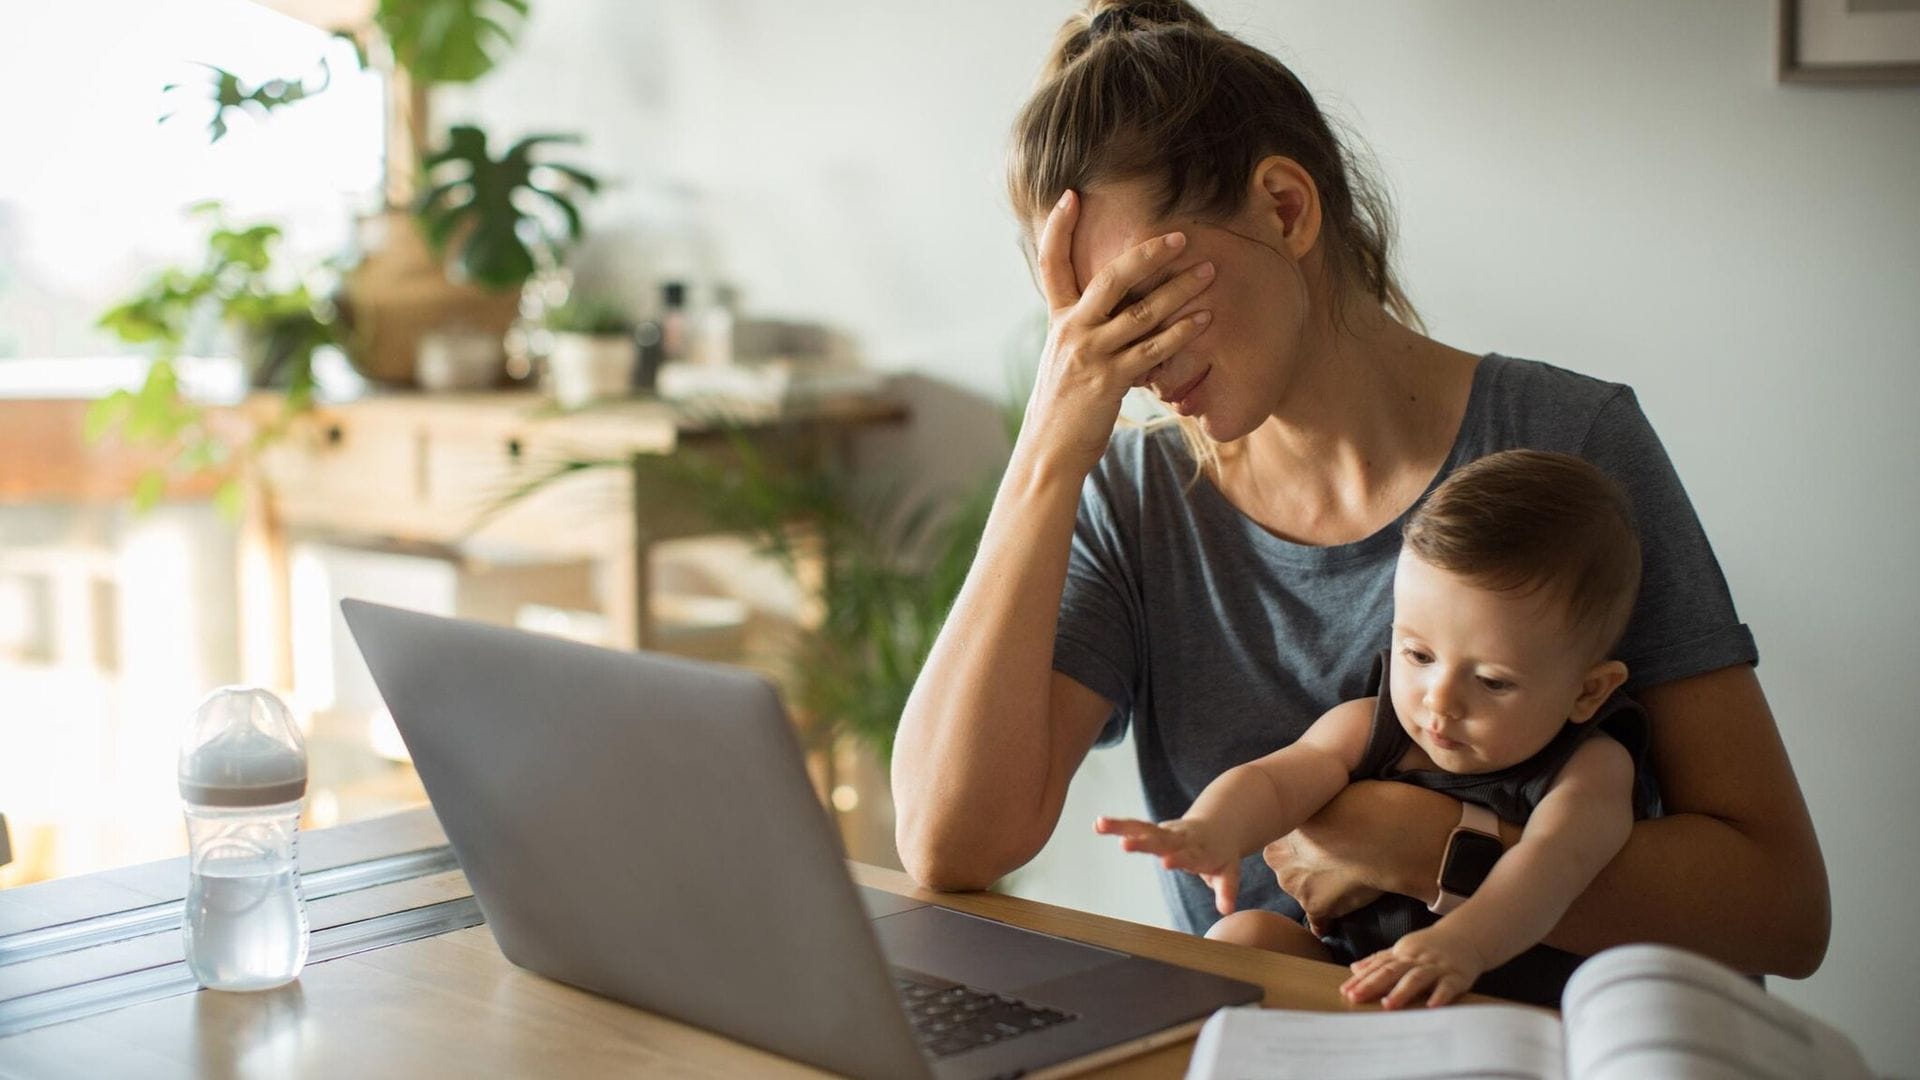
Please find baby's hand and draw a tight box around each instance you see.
[1094,815,1241,914]
[1340,926,1488,1009]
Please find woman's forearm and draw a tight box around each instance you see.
[1536,813,1828,977]
[1538,666,1831,977]
[891,440,1091,890]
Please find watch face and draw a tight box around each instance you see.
[1439,832,1505,896]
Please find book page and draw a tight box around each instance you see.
[1184,1004,1566,1080]
[1562,945,1871,1080]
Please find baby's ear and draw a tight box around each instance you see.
[1568,660,1629,724]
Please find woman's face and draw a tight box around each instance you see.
[1054,174,1317,443]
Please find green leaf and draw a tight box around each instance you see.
[213,478,245,519]
[84,391,134,443]
[503,132,581,164]
[532,189,583,241]
[132,470,166,514]
[331,29,370,70]
[414,122,599,288]
[378,0,528,84]
[538,162,601,194]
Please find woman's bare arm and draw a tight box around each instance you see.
[890,451,1112,890]
[1544,664,1830,975]
[892,187,1218,891]
[1269,664,1831,977]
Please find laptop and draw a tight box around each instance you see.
[340,599,1262,1080]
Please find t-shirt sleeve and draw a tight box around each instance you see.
[1580,387,1759,690]
[1052,462,1145,748]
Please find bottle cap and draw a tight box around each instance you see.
[179,686,308,807]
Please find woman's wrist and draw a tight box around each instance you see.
[1370,781,1459,900]
[1005,434,1097,503]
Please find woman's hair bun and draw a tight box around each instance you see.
[1086,0,1214,38]
[1048,1,1215,76]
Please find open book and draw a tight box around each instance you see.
[1186,944,1870,1080]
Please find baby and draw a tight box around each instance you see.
[1097,449,1652,1008]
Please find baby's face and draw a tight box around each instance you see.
[1387,550,1604,775]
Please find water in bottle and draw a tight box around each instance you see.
[179,686,310,991]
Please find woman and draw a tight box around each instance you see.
[892,0,1828,980]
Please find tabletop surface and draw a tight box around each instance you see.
[0,807,1454,1079]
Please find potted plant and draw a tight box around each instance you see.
[90,203,340,512]
[542,296,636,408]
[335,122,601,387]
[343,0,605,387]
[185,0,589,387]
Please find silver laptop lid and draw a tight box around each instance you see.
[340,599,932,1080]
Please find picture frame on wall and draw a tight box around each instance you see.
[1779,0,1920,82]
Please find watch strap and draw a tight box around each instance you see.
[1429,801,1501,915]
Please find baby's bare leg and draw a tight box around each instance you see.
[1206,910,1331,961]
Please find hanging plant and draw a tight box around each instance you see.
[161,57,336,144]
[415,124,599,290]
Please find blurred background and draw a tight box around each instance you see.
[1,1,1915,1073]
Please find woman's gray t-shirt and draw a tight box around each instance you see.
[1051,352,1757,936]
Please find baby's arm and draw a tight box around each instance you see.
[1096,697,1374,914]
[1342,734,1636,1007]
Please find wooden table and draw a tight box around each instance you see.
[0,807,1405,1078]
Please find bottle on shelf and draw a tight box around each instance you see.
[692,283,739,367]
[658,280,690,365]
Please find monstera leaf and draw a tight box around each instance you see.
[416,124,599,290]
[376,0,530,84]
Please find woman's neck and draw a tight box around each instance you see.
[1215,305,1478,545]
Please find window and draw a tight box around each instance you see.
[0,0,384,365]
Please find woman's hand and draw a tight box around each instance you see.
[1264,781,1461,933]
[1022,189,1217,478]
[1340,926,1487,1009]
[1095,815,1241,915]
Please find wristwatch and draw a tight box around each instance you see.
[1429,801,1504,915]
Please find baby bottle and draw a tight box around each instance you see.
[178,686,310,991]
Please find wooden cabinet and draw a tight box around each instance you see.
[241,391,906,683]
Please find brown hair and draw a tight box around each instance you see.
[1007,1,1424,473]
[1403,450,1643,659]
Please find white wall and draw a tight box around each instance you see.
[446,2,1920,1071]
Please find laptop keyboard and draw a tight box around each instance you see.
[893,973,1077,1059]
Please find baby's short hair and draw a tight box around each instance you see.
[1403,450,1642,659]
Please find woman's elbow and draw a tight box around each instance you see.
[899,845,999,893]
[894,802,1040,893]
[896,824,1018,893]
[1772,866,1832,979]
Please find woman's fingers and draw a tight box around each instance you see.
[1034,189,1083,311]
[1089,259,1216,355]
[1072,230,1188,329]
[1111,309,1213,388]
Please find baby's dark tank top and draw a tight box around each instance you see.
[1319,652,1657,1007]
